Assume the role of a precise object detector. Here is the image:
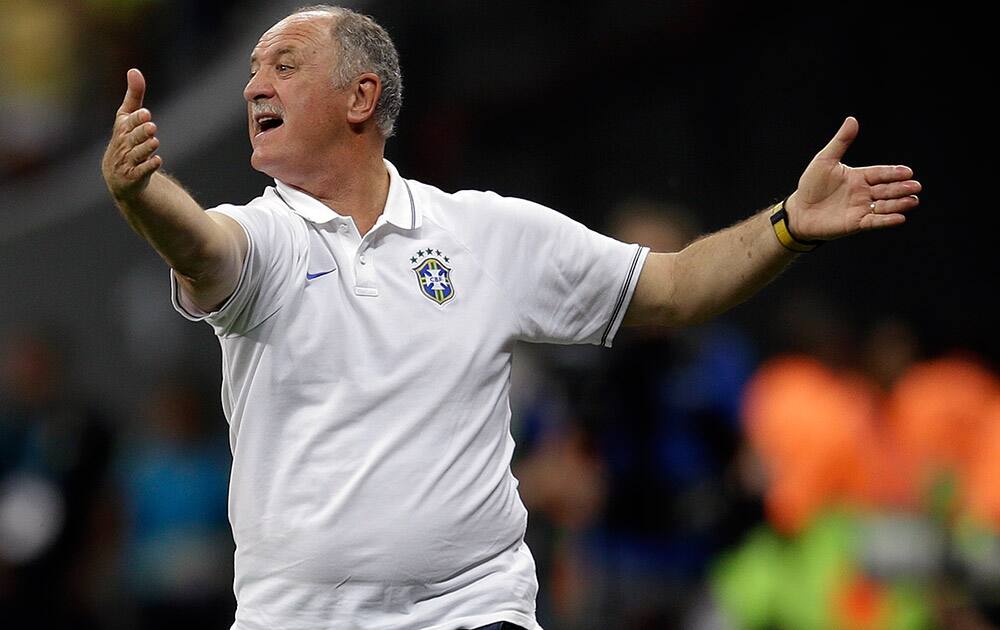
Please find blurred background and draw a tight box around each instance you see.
[0,0,993,628]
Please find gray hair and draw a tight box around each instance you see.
[293,5,403,138]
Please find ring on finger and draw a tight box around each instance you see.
[869,201,877,213]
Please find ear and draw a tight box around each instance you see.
[346,72,381,127]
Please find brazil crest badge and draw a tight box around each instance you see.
[411,249,455,305]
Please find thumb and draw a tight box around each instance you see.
[815,116,859,162]
[119,68,146,114]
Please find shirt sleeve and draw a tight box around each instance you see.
[170,199,305,337]
[486,194,649,347]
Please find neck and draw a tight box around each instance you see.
[282,143,389,236]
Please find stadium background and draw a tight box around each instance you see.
[0,1,994,628]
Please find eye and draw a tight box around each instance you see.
[277,64,292,72]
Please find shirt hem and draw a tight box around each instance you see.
[421,610,540,630]
[230,610,540,630]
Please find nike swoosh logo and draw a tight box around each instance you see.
[306,269,336,280]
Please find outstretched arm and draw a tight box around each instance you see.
[623,117,921,328]
[101,68,247,312]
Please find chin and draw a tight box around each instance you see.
[250,151,277,178]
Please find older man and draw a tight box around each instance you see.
[101,5,920,630]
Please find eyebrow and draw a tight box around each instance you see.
[250,47,297,64]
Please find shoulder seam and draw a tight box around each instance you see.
[421,211,522,336]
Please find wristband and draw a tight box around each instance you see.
[769,198,821,253]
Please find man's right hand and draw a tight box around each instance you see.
[102,69,162,201]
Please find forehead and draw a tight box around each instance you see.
[251,12,335,62]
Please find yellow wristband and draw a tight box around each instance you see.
[769,198,821,253]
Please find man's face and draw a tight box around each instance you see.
[244,12,347,180]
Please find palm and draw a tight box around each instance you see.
[788,117,920,241]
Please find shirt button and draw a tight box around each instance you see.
[359,254,367,264]
[339,225,348,232]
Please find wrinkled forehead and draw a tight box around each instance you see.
[251,11,335,62]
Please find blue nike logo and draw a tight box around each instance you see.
[306,269,336,280]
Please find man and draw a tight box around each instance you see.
[101,6,920,630]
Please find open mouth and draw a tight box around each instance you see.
[256,116,284,136]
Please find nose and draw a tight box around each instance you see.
[243,70,274,102]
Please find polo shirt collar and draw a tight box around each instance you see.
[272,159,421,230]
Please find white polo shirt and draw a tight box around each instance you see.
[171,160,648,630]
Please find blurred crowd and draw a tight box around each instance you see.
[0,327,233,629]
[508,204,1000,630]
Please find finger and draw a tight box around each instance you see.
[116,108,151,134]
[871,195,920,215]
[126,137,160,165]
[862,165,914,185]
[130,154,163,180]
[119,68,146,115]
[126,121,157,146]
[859,213,906,231]
[871,180,921,200]
[815,116,859,162]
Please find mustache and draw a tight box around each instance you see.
[251,102,284,118]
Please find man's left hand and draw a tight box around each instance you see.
[786,116,920,241]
